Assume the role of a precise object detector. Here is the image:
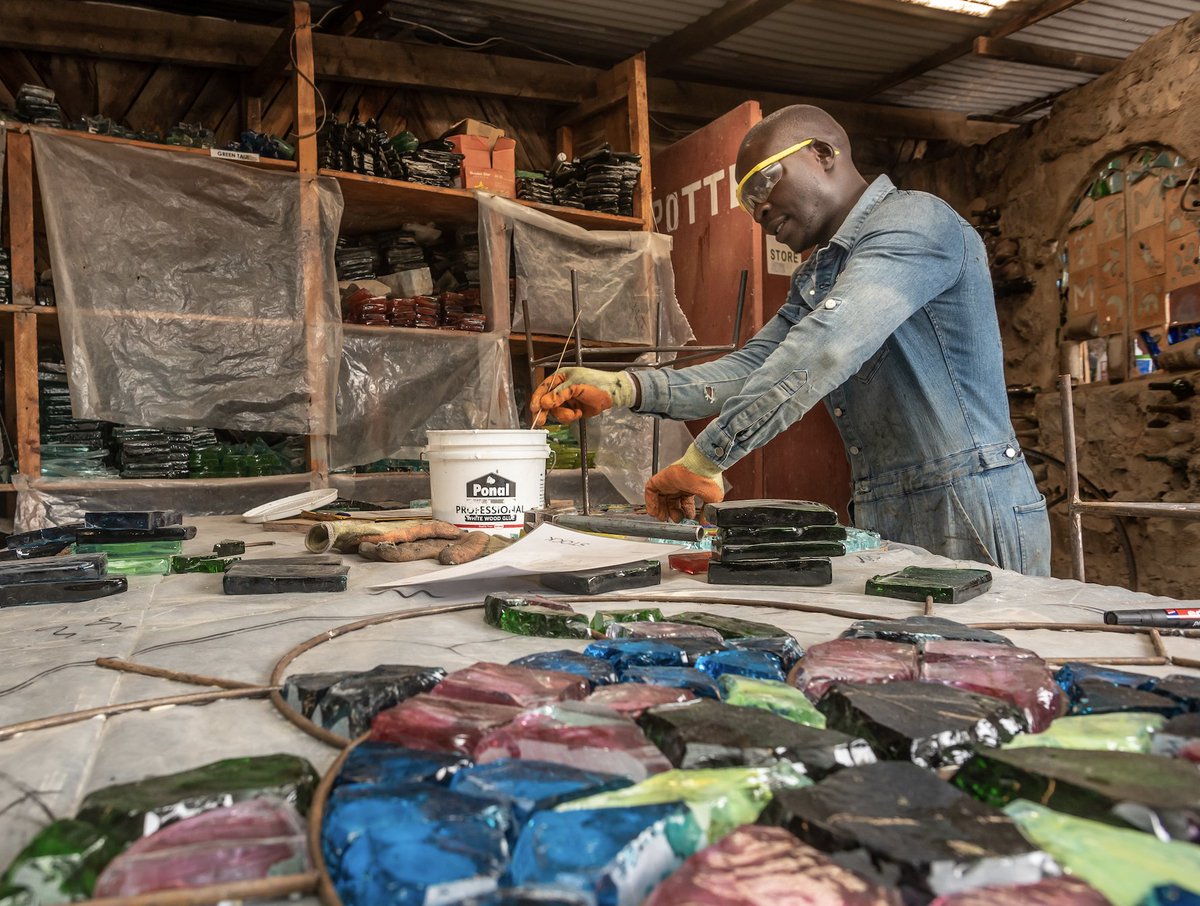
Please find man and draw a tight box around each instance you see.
[531,105,1050,576]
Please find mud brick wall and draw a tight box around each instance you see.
[897,13,1200,597]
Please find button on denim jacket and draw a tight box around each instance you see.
[635,175,1051,575]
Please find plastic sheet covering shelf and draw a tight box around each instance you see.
[31,131,344,435]
[331,328,518,468]
[479,194,692,346]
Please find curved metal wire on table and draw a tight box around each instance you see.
[306,734,363,906]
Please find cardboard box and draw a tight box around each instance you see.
[442,118,506,150]
[448,133,516,198]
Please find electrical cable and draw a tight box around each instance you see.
[386,15,580,66]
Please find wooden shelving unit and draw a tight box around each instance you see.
[0,1,654,500]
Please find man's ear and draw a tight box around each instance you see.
[813,140,838,170]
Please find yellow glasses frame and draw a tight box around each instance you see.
[735,138,838,214]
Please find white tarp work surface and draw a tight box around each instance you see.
[1,514,1197,880]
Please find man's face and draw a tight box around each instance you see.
[735,133,830,253]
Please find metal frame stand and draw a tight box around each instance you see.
[1059,373,1200,582]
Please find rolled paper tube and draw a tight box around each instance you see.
[1062,312,1101,340]
[305,520,461,553]
[1158,336,1200,372]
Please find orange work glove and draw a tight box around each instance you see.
[645,445,725,523]
[530,367,636,426]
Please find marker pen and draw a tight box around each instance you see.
[1103,607,1200,628]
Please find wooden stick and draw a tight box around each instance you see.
[923,595,934,616]
[95,658,257,691]
[82,873,319,906]
[1149,629,1168,660]
[307,736,362,906]
[268,602,485,748]
[0,687,274,741]
[1044,656,1168,666]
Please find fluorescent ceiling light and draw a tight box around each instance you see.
[897,0,1016,14]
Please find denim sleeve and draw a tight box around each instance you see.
[652,195,969,468]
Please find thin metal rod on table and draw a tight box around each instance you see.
[1059,374,1087,582]
[571,269,590,515]
[530,344,735,368]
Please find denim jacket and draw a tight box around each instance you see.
[635,176,1051,575]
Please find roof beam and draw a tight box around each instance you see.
[972,35,1122,74]
[644,0,794,76]
[0,0,1012,145]
[861,0,1091,99]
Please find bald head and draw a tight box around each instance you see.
[734,105,868,253]
[740,105,853,164]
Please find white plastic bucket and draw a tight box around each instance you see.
[426,429,550,532]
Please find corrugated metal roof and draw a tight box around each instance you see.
[113,0,1200,123]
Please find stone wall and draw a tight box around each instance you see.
[897,13,1200,598]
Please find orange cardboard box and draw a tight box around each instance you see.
[448,133,516,197]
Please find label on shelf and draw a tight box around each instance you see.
[210,148,260,163]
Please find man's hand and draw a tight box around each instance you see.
[645,445,725,522]
[530,368,636,426]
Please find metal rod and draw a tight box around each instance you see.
[84,875,320,906]
[1060,373,1086,582]
[1072,500,1200,519]
[554,513,704,542]
[923,595,934,616]
[571,269,591,515]
[308,736,362,906]
[521,297,538,429]
[651,266,664,476]
[0,686,274,742]
[732,269,748,348]
[95,657,257,691]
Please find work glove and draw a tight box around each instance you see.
[645,444,725,523]
[531,367,636,427]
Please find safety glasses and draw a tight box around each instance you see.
[735,138,838,214]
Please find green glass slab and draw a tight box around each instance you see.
[75,754,319,840]
[76,540,183,557]
[713,539,847,560]
[1004,800,1200,906]
[499,605,591,639]
[104,556,171,576]
[0,819,125,903]
[1003,713,1164,754]
[589,608,665,634]
[484,593,573,626]
[702,500,838,529]
[708,558,832,587]
[717,675,827,728]
[668,612,789,640]
[865,566,992,604]
[171,554,241,574]
[955,747,1200,840]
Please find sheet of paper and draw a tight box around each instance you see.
[368,523,685,590]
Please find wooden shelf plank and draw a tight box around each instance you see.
[328,170,646,234]
[24,124,298,172]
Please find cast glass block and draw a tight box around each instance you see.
[638,699,875,777]
[334,742,469,790]
[693,650,785,683]
[619,666,722,700]
[508,803,703,906]
[842,616,1014,647]
[761,761,1056,897]
[701,499,837,529]
[539,560,661,595]
[1004,800,1200,906]
[919,649,1065,732]
[557,763,808,844]
[865,566,992,604]
[588,608,664,634]
[585,683,696,717]
[450,759,631,827]
[430,662,590,708]
[509,651,619,686]
[371,694,521,755]
[708,558,832,587]
[643,825,901,906]
[1004,712,1165,754]
[716,675,827,728]
[817,681,1026,769]
[795,638,918,702]
[314,665,447,738]
[953,747,1200,840]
